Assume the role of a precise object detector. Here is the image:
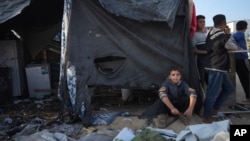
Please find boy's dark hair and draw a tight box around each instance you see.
[168,66,182,76]
[213,14,226,26]
[196,15,205,20]
[236,20,248,30]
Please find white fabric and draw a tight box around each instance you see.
[112,127,135,141]
[176,120,231,141]
[13,130,76,141]
[211,131,229,141]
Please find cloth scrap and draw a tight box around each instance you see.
[176,120,231,141]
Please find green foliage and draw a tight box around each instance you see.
[131,128,174,141]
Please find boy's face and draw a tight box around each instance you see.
[197,18,205,30]
[168,70,181,84]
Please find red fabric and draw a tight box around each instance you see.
[190,4,197,38]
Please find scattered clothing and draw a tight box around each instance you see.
[176,120,230,141]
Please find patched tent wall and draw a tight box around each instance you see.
[58,0,201,126]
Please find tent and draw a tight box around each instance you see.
[0,0,202,126]
[59,0,201,126]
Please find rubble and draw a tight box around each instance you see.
[0,93,250,141]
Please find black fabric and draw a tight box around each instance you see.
[197,57,208,88]
[205,31,231,71]
[235,59,250,98]
[196,44,208,87]
[196,44,207,51]
[205,30,224,52]
[139,96,189,121]
[59,0,202,119]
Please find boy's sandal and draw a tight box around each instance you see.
[179,115,190,125]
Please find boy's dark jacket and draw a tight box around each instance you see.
[205,29,231,71]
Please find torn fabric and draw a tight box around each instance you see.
[58,0,200,126]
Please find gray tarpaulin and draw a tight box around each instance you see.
[59,0,201,126]
[98,0,180,29]
[176,120,230,141]
[0,0,30,24]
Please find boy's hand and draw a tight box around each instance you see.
[171,108,180,115]
[184,108,193,117]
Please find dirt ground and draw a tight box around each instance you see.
[0,76,249,141]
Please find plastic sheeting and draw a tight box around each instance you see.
[0,0,30,23]
[98,0,180,29]
[176,120,230,141]
[58,0,201,126]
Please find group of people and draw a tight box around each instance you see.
[140,14,249,125]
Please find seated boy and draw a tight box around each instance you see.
[140,66,197,125]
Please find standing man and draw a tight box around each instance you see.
[192,15,208,89]
[202,14,240,123]
[233,20,249,102]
